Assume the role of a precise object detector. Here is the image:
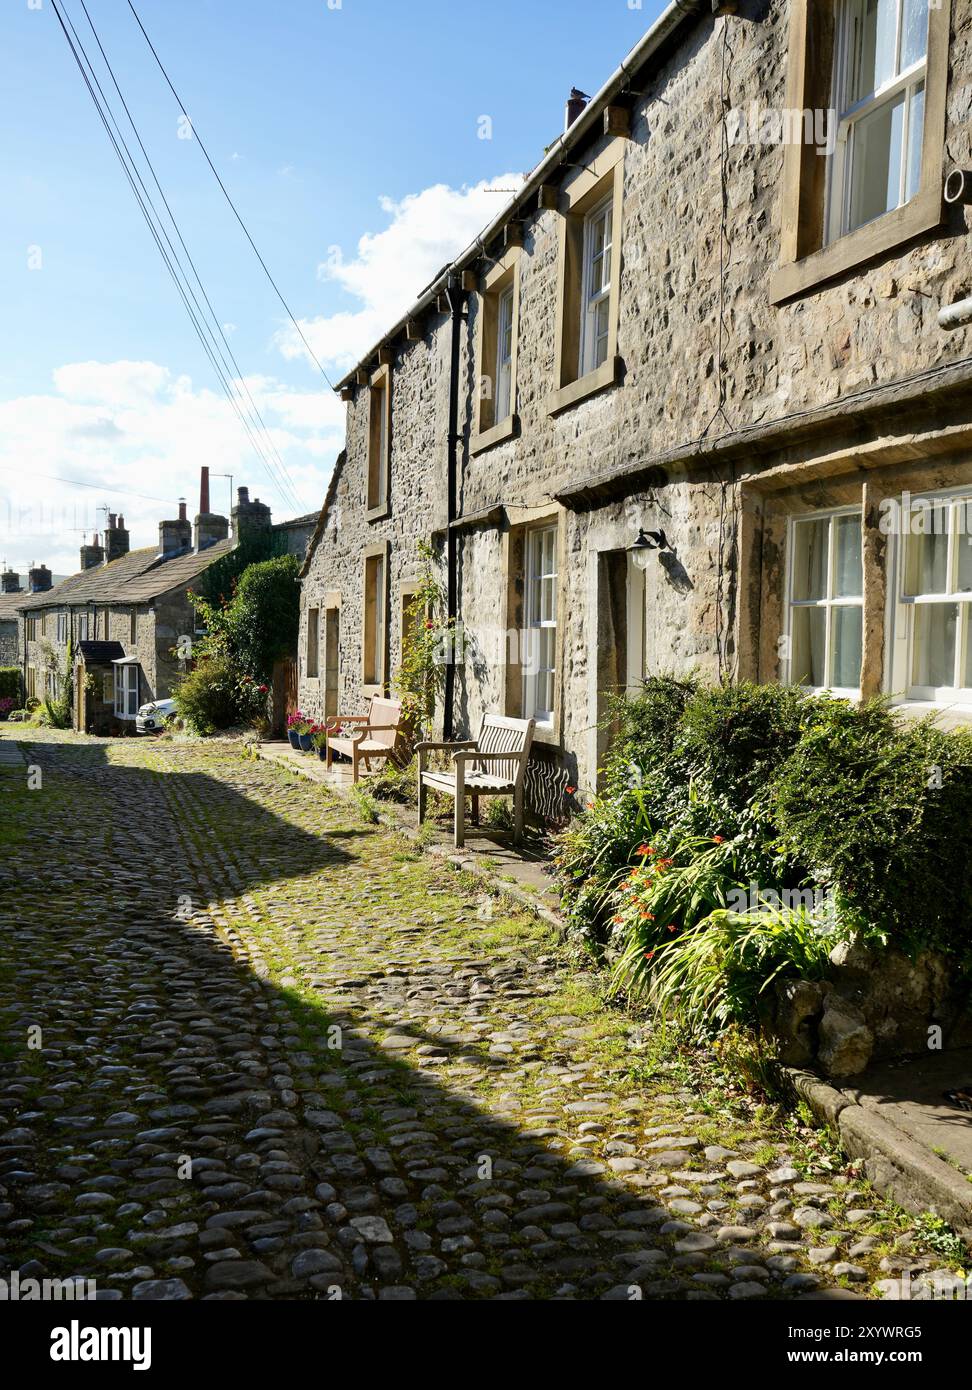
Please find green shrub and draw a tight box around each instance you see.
[0,668,21,702]
[173,656,266,736]
[616,901,834,1030]
[771,701,972,956]
[191,554,300,683]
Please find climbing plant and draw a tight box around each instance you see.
[392,541,450,741]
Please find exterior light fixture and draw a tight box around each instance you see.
[629,528,670,571]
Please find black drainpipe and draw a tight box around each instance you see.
[443,272,465,741]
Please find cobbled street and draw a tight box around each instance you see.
[0,731,928,1301]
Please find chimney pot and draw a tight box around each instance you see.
[565,87,590,133]
[178,499,187,522]
[200,466,211,516]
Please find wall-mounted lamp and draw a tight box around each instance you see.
[628,528,671,571]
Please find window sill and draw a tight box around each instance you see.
[892,699,972,731]
[366,504,391,524]
[470,414,519,456]
[546,356,621,417]
[769,186,944,305]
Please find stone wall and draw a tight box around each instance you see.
[302,0,972,796]
[298,330,451,723]
[0,621,18,670]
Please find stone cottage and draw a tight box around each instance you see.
[300,0,972,807]
[14,469,316,733]
[0,565,51,673]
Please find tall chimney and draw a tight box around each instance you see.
[28,563,53,594]
[194,467,229,553]
[232,484,272,543]
[1,566,21,594]
[80,533,105,571]
[565,87,590,132]
[103,514,130,565]
[159,500,192,558]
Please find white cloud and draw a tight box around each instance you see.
[276,174,524,372]
[0,363,342,576]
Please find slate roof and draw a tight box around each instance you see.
[0,592,27,622]
[15,539,235,612]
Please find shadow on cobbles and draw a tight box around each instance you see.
[0,733,763,1301]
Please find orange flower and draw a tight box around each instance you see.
[565,785,576,795]
[612,915,624,925]
[645,950,655,961]
[713,835,725,844]
[636,844,653,857]
[667,924,678,934]
[640,911,655,921]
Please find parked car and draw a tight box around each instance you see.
[135,699,176,733]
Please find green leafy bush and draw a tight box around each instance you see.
[771,701,972,956]
[0,667,21,703]
[191,554,300,683]
[173,656,267,736]
[558,677,972,1029]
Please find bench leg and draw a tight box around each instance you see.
[326,744,333,772]
[352,747,361,784]
[454,792,465,850]
[418,774,427,827]
[471,793,480,827]
[513,784,525,846]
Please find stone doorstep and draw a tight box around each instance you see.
[254,741,566,936]
[788,1059,972,1242]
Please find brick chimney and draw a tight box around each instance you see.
[565,87,590,132]
[1,566,21,594]
[231,485,272,543]
[104,513,130,565]
[159,498,192,558]
[80,533,105,570]
[28,563,53,594]
[194,466,229,552]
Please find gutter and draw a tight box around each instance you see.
[335,0,703,391]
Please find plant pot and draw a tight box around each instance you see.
[317,745,328,762]
[287,730,300,749]
[298,733,314,753]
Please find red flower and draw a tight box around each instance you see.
[645,951,655,961]
[713,835,725,844]
[258,685,269,694]
[636,844,653,857]
[565,785,576,795]
[667,924,677,934]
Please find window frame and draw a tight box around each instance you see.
[522,523,560,729]
[888,485,972,705]
[113,663,140,720]
[548,136,626,416]
[366,365,392,521]
[306,605,320,680]
[471,247,522,455]
[579,194,614,378]
[56,611,68,645]
[771,0,950,305]
[361,543,389,694]
[826,0,928,244]
[784,504,865,696]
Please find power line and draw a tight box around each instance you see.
[127,0,336,390]
[74,0,306,514]
[0,463,173,505]
[50,0,305,515]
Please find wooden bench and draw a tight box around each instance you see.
[326,696,405,784]
[416,714,535,849]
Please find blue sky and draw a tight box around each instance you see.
[0,0,666,574]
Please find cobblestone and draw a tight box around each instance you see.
[0,731,951,1300]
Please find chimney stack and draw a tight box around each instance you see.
[1,566,21,594]
[159,498,193,559]
[232,484,272,543]
[193,466,229,553]
[80,533,105,571]
[103,513,130,565]
[28,563,53,594]
[565,87,590,132]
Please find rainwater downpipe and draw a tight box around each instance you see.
[443,272,465,741]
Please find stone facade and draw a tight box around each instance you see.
[301,0,972,806]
